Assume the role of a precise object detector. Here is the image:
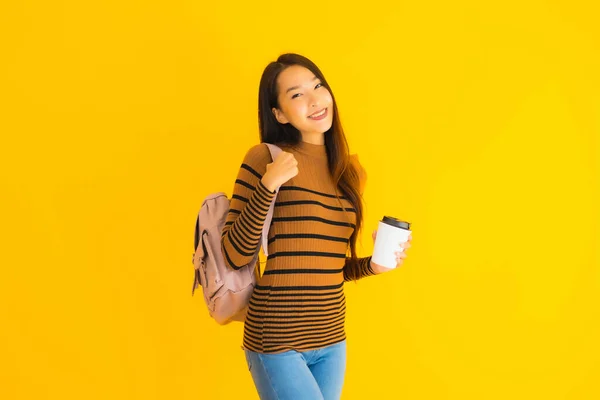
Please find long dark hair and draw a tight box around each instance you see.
[257,53,365,281]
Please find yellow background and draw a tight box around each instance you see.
[1,1,599,399]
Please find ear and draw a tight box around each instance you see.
[272,107,289,124]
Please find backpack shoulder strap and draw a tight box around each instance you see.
[261,143,283,256]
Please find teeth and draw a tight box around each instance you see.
[310,109,326,118]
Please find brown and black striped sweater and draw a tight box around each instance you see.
[221,140,375,354]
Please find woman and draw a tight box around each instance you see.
[220,53,412,400]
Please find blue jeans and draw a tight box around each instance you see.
[244,339,347,400]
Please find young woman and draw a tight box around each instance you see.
[220,53,412,400]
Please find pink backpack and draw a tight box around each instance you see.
[192,143,282,325]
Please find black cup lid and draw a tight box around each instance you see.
[382,216,410,230]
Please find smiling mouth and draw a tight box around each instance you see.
[308,108,327,119]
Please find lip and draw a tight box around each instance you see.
[308,108,328,120]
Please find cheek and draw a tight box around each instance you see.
[289,102,308,122]
[323,90,333,106]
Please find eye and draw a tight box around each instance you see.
[291,83,324,99]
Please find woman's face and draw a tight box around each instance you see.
[272,65,334,137]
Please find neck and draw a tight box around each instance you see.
[300,132,325,145]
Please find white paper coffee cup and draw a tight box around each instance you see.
[371,216,411,269]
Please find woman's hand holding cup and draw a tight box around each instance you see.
[370,217,412,274]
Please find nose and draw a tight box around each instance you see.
[309,94,320,108]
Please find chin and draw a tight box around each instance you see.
[315,125,332,134]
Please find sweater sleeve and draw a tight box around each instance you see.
[343,256,376,281]
[349,153,367,196]
[220,144,276,270]
[343,153,375,281]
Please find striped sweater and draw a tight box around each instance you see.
[221,140,375,354]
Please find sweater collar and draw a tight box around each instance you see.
[291,140,328,159]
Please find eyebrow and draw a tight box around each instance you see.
[285,76,319,94]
